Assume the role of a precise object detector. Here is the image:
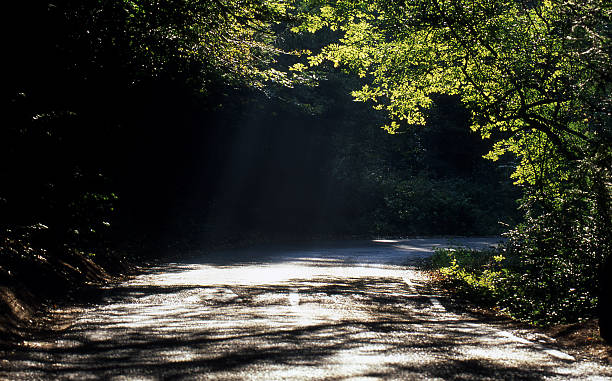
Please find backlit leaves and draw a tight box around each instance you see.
[293,0,611,192]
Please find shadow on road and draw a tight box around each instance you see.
[2,270,572,380]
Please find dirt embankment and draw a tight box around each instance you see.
[0,237,136,346]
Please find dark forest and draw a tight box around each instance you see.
[2,0,610,348]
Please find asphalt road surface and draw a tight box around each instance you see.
[2,238,612,380]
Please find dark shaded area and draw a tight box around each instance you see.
[0,2,518,340]
[600,255,612,342]
[2,3,518,254]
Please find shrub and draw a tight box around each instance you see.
[430,240,602,326]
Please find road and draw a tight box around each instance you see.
[1,238,611,380]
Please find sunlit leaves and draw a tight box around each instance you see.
[293,0,611,199]
[431,243,601,325]
[290,3,611,323]
[84,0,299,91]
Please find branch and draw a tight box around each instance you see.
[524,117,579,161]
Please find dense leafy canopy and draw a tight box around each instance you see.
[292,0,611,192]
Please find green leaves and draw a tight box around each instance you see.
[75,0,298,92]
[291,0,611,326]
[431,242,601,325]
[293,0,610,192]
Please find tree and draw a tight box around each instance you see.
[2,0,294,252]
[291,0,611,336]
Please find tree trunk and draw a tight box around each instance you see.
[600,254,612,342]
[593,162,612,343]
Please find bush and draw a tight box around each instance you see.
[380,174,517,236]
[431,241,601,326]
[430,248,507,305]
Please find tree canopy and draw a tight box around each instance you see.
[290,0,611,335]
[292,0,611,194]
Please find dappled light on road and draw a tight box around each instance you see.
[1,239,610,380]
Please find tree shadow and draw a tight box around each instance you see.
[0,272,591,380]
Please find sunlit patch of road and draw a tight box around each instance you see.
[1,238,611,380]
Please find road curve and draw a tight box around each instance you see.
[1,238,611,380]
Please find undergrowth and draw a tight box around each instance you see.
[430,245,600,326]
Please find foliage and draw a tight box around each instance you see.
[380,174,514,236]
[311,85,517,236]
[285,55,521,236]
[431,244,599,325]
[2,0,295,249]
[292,0,611,191]
[291,0,612,233]
[431,155,610,325]
[431,248,506,305]
[2,0,520,263]
[9,0,293,91]
[293,0,611,329]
